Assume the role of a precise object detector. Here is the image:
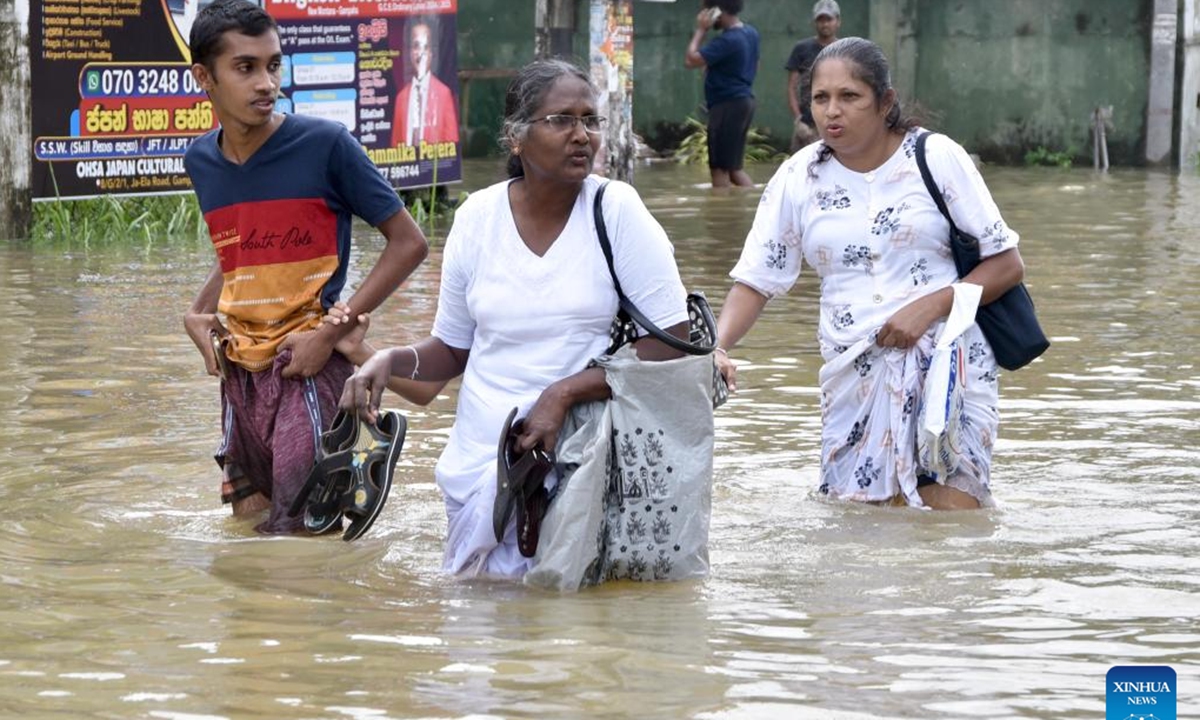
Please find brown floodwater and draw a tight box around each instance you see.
[0,159,1197,719]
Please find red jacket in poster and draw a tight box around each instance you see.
[391,74,460,147]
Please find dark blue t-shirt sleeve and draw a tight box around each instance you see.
[699,31,733,67]
[327,126,403,226]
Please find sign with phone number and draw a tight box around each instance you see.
[79,63,205,99]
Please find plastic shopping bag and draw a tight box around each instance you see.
[917,283,982,479]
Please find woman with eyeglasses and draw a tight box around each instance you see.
[336,58,691,578]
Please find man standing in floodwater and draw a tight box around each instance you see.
[684,0,760,188]
[785,0,841,151]
[181,0,428,533]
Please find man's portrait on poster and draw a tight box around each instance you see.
[390,17,459,148]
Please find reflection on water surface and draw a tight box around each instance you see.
[0,161,1197,718]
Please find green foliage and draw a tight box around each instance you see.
[28,156,469,247]
[400,186,468,241]
[1023,146,1075,168]
[30,187,468,248]
[744,127,789,163]
[674,117,710,165]
[28,163,206,247]
[395,157,468,241]
[31,194,208,248]
[673,116,787,165]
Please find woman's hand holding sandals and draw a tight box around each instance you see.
[517,383,571,455]
[340,347,398,424]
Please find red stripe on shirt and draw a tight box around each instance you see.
[205,198,338,273]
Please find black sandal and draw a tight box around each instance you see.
[492,408,520,543]
[289,409,406,541]
[492,407,554,556]
[341,410,406,541]
[291,410,359,535]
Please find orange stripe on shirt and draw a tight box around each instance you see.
[204,198,341,370]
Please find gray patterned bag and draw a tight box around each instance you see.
[524,347,715,591]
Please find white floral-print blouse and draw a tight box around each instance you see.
[730,128,1019,359]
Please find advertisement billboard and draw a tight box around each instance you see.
[30,0,460,200]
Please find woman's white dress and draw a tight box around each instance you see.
[730,129,1020,506]
[432,175,688,577]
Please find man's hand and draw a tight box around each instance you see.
[279,327,336,379]
[323,301,375,366]
[184,312,227,377]
[685,9,714,68]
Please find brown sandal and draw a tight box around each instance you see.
[493,407,555,556]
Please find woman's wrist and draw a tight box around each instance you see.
[548,367,609,408]
[382,345,421,380]
[383,346,408,377]
[543,377,576,409]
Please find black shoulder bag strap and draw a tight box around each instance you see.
[914,131,981,277]
[914,132,1050,371]
[592,182,712,356]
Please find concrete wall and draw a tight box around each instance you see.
[910,0,1151,165]
[456,0,1158,166]
[455,2,537,159]
[1145,0,1178,163]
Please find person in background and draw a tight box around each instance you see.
[339,59,690,578]
[182,0,428,533]
[714,38,1026,510]
[785,0,841,151]
[684,0,760,188]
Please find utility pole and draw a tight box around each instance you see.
[0,0,33,241]
[1180,0,1200,167]
[589,0,636,182]
[535,0,575,59]
[538,0,634,182]
[1145,0,1178,165]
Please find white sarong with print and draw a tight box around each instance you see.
[817,322,999,507]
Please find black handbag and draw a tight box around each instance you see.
[914,132,1049,371]
[593,182,728,407]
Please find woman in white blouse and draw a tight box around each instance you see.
[714,38,1025,510]
[340,59,690,577]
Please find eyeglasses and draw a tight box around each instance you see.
[529,114,608,134]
